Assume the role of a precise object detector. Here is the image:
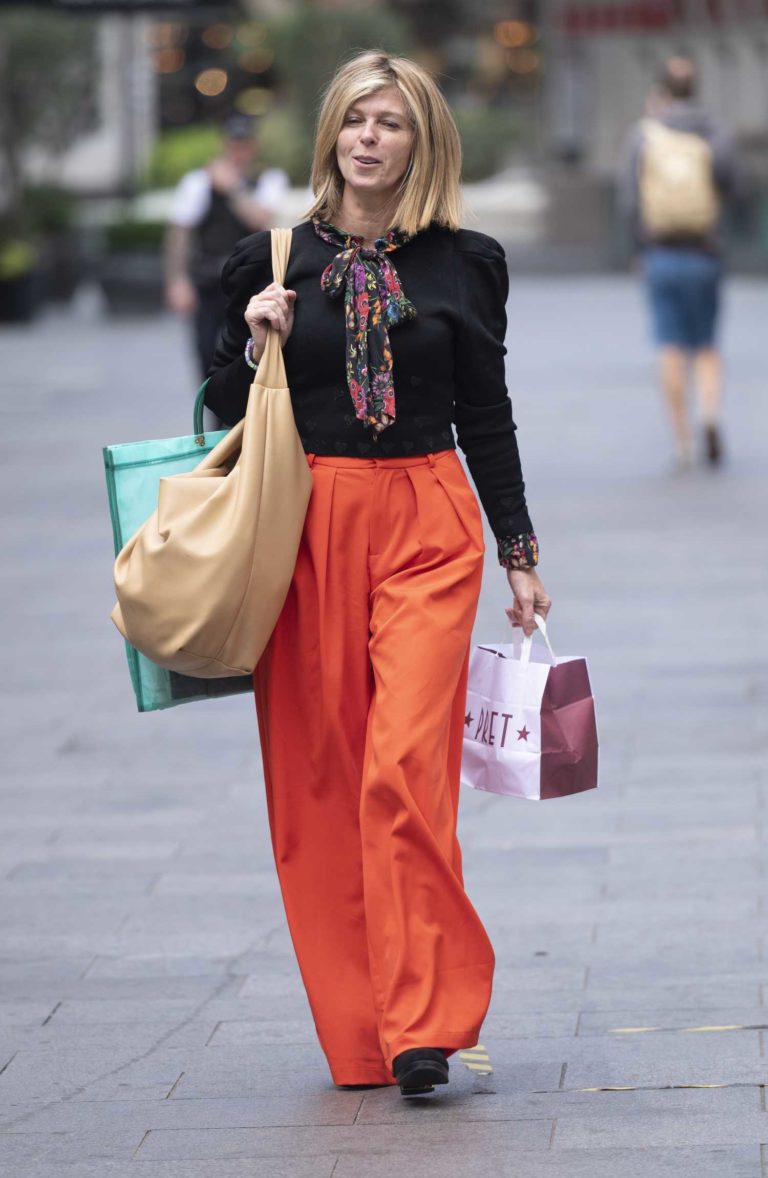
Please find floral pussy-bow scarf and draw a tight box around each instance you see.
[312,215,417,439]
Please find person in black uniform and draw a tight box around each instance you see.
[205,51,552,1097]
[164,113,288,382]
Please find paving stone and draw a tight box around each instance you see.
[6,860,176,882]
[206,1019,328,1047]
[82,955,240,980]
[586,940,761,972]
[554,1112,768,1149]
[5,1160,339,1178]
[10,1092,364,1134]
[41,999,216,1026]
[587,966,768,989]
[561,1052,768,1090]
[483,966,590,993]
[0,876,156,899]
[0,958,93,986]
[0,1129,144,1165]
[332,1145,761,1178]
[0,976,244,1008]
[0,932,127,956]
[479,1029,765,1074]
[0,1048,185,1112]
[594,894,759,919]
[151,872,281,897]
[577,1008,768,1036]
[0,898,130,932]
[455,1010,580,1039]
[134,1118,553,1161]
[5,1043,329,1105]
[38,841,181,863]
[8,1021,218,1054]
[0,1003,59,1028]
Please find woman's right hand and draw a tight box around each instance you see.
[244,282,297,362]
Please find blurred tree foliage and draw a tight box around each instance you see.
[104,219,167,251]
[143,125,222,189]
[22,183,77,234]
[454,107,521,182]
[256,107,313,187]
[0,8,97,239]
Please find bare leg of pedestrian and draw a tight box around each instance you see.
[692,346,723,464]
[658,344,692,468]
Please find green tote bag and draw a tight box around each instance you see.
[103,380,254,712]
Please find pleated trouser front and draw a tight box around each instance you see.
[253,447,495,1085]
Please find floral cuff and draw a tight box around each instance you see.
[497,532,539,570]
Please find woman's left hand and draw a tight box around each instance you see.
[505,567,552,637]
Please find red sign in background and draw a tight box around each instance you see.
[560,1,768,34]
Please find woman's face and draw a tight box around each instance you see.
[335,86,414,202]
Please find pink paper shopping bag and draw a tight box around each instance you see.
[461,616,598,801]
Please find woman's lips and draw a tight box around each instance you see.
[353,157,381,167]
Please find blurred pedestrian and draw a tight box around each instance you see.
[621,55,742,470]
[204,50,550,1095]
[164,113,289,384]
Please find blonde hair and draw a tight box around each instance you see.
[305,50,463,235]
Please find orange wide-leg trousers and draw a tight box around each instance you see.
[253,448,496,1086]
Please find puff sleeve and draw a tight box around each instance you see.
[203,230,272,426]
[453,232,538,569]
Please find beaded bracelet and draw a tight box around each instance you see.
[244,337,260,371]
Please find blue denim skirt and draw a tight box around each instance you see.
[645,246,723,349]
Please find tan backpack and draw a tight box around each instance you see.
[639,118,720,237]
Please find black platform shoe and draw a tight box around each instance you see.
[392,1047,449,1096]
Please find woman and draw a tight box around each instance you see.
[205,50,551,1096]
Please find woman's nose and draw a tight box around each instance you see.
[359,123,378,144]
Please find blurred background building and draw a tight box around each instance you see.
[0,0,766,319]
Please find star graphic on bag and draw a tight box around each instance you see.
[517,726,530,741]
[465,711,474,728]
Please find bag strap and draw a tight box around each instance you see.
[190,227,293,440]
[255,227,293,390]
[509,612,556,667]
[270,225,292,285]
[193,377,209,440]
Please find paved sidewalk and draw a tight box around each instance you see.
[1,275,766,1177]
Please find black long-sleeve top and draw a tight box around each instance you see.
[204,218,536,566]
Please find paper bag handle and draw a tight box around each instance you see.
[509,612,556,666]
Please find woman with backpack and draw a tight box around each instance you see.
[621,55,742,470]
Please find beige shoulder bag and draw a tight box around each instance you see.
[111,227,313,677]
